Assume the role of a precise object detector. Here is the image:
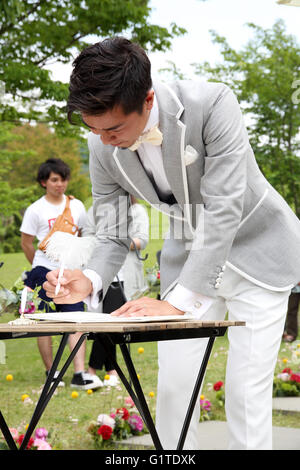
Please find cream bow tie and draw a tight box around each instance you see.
[129,125,163,151]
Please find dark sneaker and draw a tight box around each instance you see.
[45,370,65,387]
[71,372,103,390]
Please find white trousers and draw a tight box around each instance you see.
[156,266,290,450]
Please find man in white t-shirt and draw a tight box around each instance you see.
[20,158,102,390]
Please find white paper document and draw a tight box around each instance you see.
[26,311,193,323]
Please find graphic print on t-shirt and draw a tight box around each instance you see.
[48,218,56,229]
[48,214,75,230]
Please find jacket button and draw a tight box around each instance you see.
[194,301,202,308]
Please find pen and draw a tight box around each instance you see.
[55,260,65,295]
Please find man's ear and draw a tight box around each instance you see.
[145,89,154,111]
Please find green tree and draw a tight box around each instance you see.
[0,123,35,217]
[5,123,91,203]
[0,123,36,253]
[193,20,300,216]
[0,0,185,137]
[0,123,92,253]
[0,0,186,252]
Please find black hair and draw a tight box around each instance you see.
[37,158,71,186]
[67,36,152,123]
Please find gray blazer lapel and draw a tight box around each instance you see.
[112,147,160,204]
[113,81,194,229]
[155,82,193,232]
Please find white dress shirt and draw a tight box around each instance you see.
[84,94,213,318]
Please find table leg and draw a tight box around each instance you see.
[96,334,163,450]
[177,335,216,450]
[20,333,88,450]
[119,342,163,450]
[95,335,146,419]
[0,410,18,450]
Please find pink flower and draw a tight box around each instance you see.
[19,302,35,314]
[124,396,135,408]
[33,438,52,450]
[10,428,19,440]
[128,414,144,432]
[200,399,211,412]
[34,427,48,440]
[27,302,36,313]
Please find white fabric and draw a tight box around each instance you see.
[20,195,87,270]
[123,203,149,300]
[128,125,163,151]
[156,265,290,450]
[135,95,172,201]
[166,284,213,317]
[82,205,125,282]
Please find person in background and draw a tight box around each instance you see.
[283,282,300,342]
[20,158,102,390]
[122,196,149,300]
[82,197,149,385]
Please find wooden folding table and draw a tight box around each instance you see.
[0,319,245,450]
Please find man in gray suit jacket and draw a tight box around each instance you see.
[44,37,300,450]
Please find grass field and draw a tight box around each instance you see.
[1,233,300,449]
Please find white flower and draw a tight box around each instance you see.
[276,372,290,382]
[23,396,34,405]
[97,413,115,429]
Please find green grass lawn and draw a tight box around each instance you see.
[0,252,31,289]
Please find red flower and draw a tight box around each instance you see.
[213,381,224,391]
[116,407,129,420]
[290,374,300,383]
[97,425,113,440]
[282,368,292,374]
[17,435,34,449]
[157,271,160,279]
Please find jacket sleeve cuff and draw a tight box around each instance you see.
[82,269,103,311]
[166,283,213,319]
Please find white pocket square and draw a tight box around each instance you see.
[184,145,199,166]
